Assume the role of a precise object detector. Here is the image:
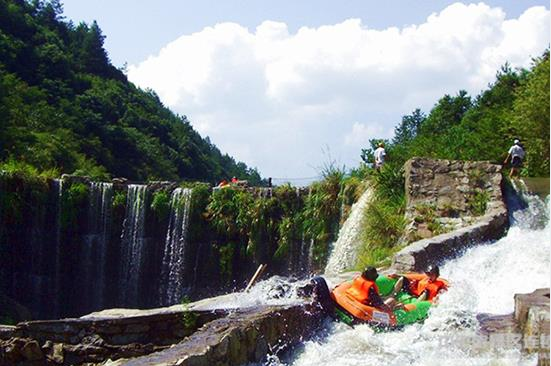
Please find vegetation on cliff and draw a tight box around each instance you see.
[0,0,263,184]
[356,51,549,268]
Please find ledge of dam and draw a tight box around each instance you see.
[0,290,323,366]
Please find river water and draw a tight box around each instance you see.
[254,185,549,366]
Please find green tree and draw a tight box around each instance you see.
[510,51,550,176]
[0,1,264,183]
[392,108,425,146]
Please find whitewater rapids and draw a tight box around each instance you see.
[263,187,549,366]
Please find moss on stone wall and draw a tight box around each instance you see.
[356,163,407,269]
[60,182,89,230]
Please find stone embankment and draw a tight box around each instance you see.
[478,288,550,366]
[392,158,508,272]
[118,304,323,366]
[0,294,323,366]
[0,305,228,365]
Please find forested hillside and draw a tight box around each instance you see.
[355,51,549,268]
[0,0,264,183]
[363,51,550,177]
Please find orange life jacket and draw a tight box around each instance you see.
[345,276,378,304]
[419,278,448,300]
[404,273,448,300]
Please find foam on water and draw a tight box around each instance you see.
[195,276,309,311]
[283,187,549,366]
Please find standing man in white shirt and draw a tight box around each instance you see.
[503,138,525,178]
[374,142,386,171]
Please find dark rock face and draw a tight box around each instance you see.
[118,304,325,366]
[392,158,508,272]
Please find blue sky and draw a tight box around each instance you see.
[62,1,549,67]
[60,1,550,182]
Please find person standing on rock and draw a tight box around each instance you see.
[374,142,386,171]
[503,138,525,179]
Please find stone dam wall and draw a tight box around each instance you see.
[2,157,547,365]
[392,158,508,272]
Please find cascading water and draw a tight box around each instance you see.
[195,276,307,311]
[325,188,372,276]
[287,187,313,275]
[283,187,550,366]
[119,184,148,306]
[300,187,314,274]
[53,178,63,318]
[80,182,113,311]
[159,188,192,305]
[27,186,48,317]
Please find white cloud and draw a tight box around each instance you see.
[344,122,392,146]
[128,3,549,181]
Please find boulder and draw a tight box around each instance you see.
[478,288,550,362]
[515,288,550,353]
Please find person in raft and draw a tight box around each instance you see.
[503,138,525,179]
[390,265,448,302]
[346,266,404,312]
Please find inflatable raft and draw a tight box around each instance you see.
[312,275,436,327]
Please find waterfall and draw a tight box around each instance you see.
[192,240,205,293]
[285,189,549,366]
[119,184,148,306]
[324,188,372,275]
[510,179,549,229]
[52,178,63,318]
[301,187,314,274]
[159,188,192,305]
[287,187,309,275]
[28,186,48,317]
[80,182,113,311]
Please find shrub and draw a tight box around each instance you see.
[60,182,89,229]
[467,190,489,216]
[112,190,127,210]
[468,169,486,188]
[181,296,198,329]
[356,163,407,269]
[372,162,405,200]
[72,156,111,181]
[302,177,342,268]
[413,203,437,223]
[187,183,211,242]
[219,243,235,281]
[150,190,170,221]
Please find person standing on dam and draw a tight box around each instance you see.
[504,138,525,179]
[374,142,386,171]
